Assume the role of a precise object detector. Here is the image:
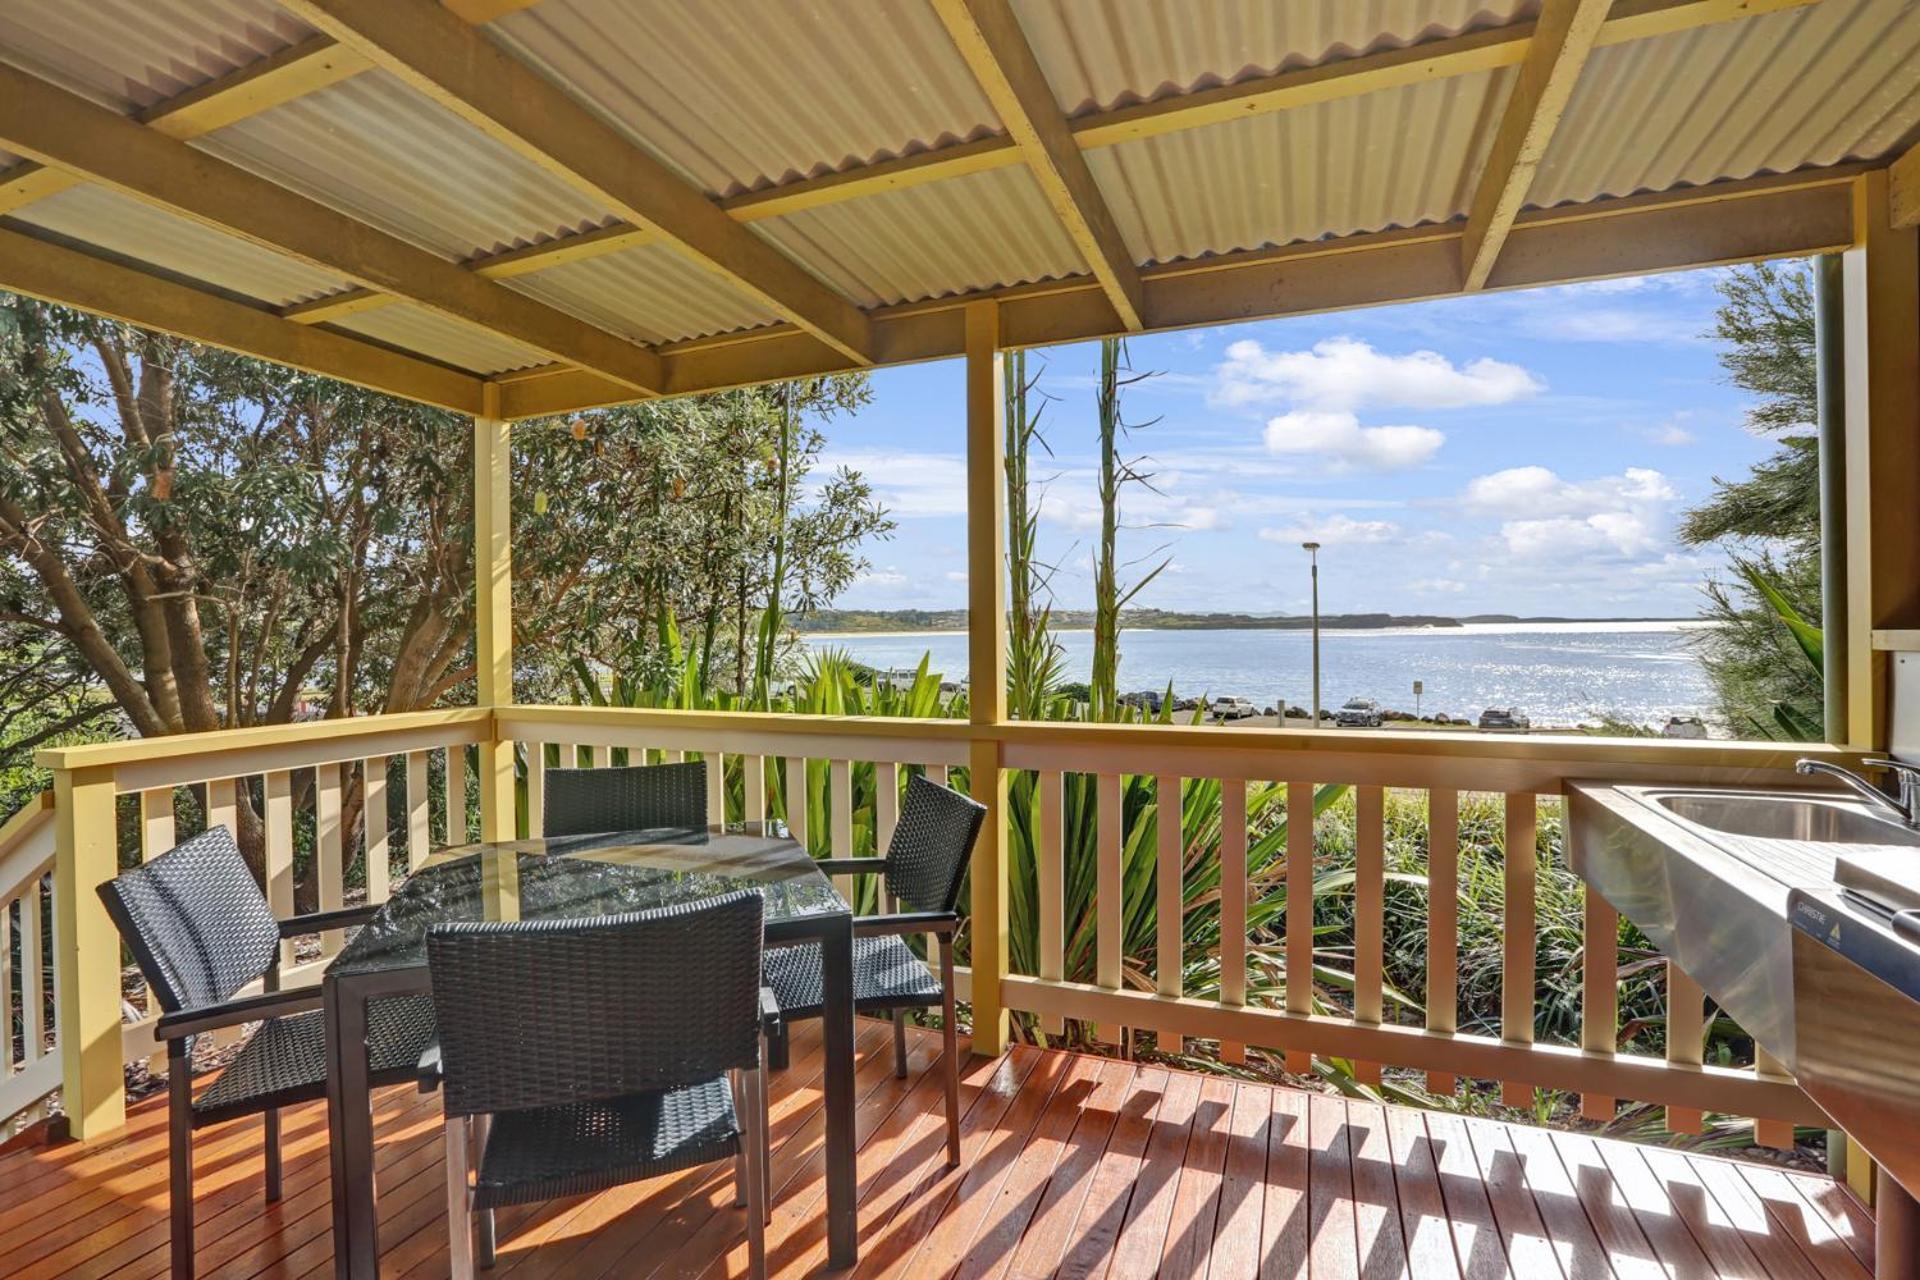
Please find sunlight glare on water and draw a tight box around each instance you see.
[802,622,1718,730]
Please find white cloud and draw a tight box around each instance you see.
[1261,410,1444,471]
[943,570,969,584]
[1257,514,1402,546]
[1455,464,1684,565]
[1499,513,1662,560]
[1034,471,1226,533]
[1459,465,1676,518]
[1637,421,1696,446]
[815,450,966,517]
[1212,337,1544,412]
[855,568,909,588]
[1409,577,1467,594]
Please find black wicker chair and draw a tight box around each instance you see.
[424,890,775,1279]
[541,760,708,837]
[96,825,436,1280]
[763,773,985,1167]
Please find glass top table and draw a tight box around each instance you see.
[331,829,851,977]
[320,829,860,1277]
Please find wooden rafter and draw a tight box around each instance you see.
[0,34,370,216]
[0,224,481,412]
[280,0,875,365]
[931,0,1144,331]
[260,0,1815,331]
[497,166,1858,419]
[1461,0,1615,291]
[1892,139,1920,230]
[0,62,663,392]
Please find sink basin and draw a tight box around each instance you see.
[1567,781,1918,1073]
[1655,791,1920,845]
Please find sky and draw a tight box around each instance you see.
[807,266,1784,619]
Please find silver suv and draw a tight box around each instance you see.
[1335,697,1383,728]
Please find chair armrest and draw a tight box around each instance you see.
[815,858,885,876]
[854,911,959,939]
[417,1041,443,1094]
[759,986,782,1035]
[155,987,324,1041]
[279,904,379,937]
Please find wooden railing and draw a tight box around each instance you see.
[32,709,492,1136]
[23,704,1850,1140]
[0,792,57,1131]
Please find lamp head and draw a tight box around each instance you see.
[1301,541,1320,553]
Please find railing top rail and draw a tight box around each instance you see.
[0,789,54,850]
[0,791,55,894]
[34,708,492,793]
[500,705,976,743]
[990,719,1858,771]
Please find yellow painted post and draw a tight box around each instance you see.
[52,765,125,1139]
[965,299,1010,1056]
[474,385,516,842]
[1843,171,1920,750]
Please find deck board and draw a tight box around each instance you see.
[0,1024,1865,1280]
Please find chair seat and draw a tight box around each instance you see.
[473,1077,740,1210]
[194,993,437,1125]
[763,933,942,1022]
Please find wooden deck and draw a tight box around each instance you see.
[0,1019,1877,1279]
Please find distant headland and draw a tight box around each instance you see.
[793,608,1698,634]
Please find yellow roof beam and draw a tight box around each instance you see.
[306,0,1814,299]
[932,0,1144,332]
[498,166,1857,419]
[1892,139,1920,230]
[281,0,874,365]
[0,63,662,393]
[1461,0,1615,291]
[0,34,370,216]
[0,224,482,412]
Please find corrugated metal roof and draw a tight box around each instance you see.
[0,0,306,112]
[194,69,617,261]
[1089,66,1509,265]
[1015,0,1535,116]
[333,303,548,375]
[504,241,781,344]
[750,165,1085,307]
[9,183,349,306]
[489,0,1001,197]
[1534,0,1920,207]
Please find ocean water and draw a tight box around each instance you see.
[801,622,1719,729]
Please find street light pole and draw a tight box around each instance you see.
[1302,541,1321,729]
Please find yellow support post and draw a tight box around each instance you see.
[1843,171,1920,750]
[965,299,1010,1056]
[474,384,516,843]
[52,765,125,1139]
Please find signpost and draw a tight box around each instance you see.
[1414,679,1423,719]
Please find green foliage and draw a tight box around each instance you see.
[1682,260,1827,737]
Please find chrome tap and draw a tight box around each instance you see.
[1796,758,1920,829]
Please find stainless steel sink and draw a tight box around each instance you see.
[1654,790,1920,845]
[1567,782,1916,1073]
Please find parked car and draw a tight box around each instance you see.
[1335,697,1384,728]
[1477,706,1530,731]
[1661,715,1708,739]
[1120,690,1164,713]
[1211,695,1256,721]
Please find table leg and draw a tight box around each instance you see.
[821,918,858,1268]
[326,978,379,1279]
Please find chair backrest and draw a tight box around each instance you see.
[885,774,988,915]
[426,889,764,1116]
[95,825,280,1014]
[542,760,708,838]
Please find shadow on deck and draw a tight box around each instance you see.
[0,1019,1877,1278]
